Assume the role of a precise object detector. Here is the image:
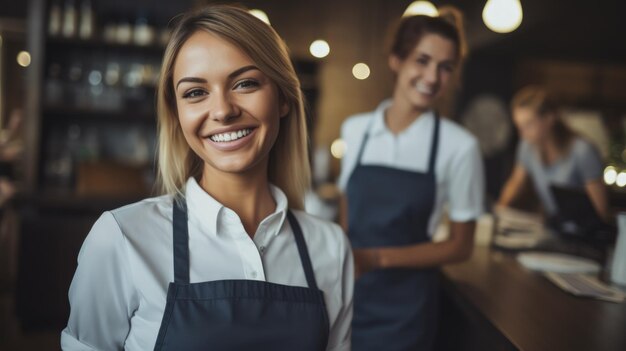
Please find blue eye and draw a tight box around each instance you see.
[182,89,206,99]
[235,79,259,89]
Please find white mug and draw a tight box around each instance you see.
[611,212,626,285]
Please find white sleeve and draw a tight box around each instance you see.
[338,116,371,193]
[61,212,139,350]
[326,227,354,351]
[337,120,354,193]
[447,139,485,222]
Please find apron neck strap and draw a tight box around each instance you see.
[286,211,319,290]
[355,129,372,166]
[427,112,440,174]
[357,110,441,170]
[172,199,319,289]
[173,197,190,284]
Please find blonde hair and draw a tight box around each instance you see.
[156,5,310,209]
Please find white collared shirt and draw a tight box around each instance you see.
[338,99,485,236]
[61,178,353,351]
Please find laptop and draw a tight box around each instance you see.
[549,184,615,244]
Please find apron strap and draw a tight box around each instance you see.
[172,199,318,289]
[173,197,190,284]
[286,211,319,290]
[427,112,440,174]
[355,133,370,166]
[355,116,377,165]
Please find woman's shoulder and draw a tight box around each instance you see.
[438,117,479,150]
[110,194,172,219]
[341,110,376,136]
[571,137,600,156]
[567,137,603,170]
[104,195,173,236]
[78,196,172,262]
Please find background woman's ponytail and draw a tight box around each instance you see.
[437,5,467,60]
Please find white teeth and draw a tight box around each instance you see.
[210,128,252,143]
[416,83,434,95]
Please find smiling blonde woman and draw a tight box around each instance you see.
[61,5,353,351]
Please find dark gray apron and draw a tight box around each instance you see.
[348,113,440,351]
[154,200,329,350]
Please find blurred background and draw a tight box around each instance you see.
[0,0,624,349]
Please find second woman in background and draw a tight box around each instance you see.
[498,86,609,222]
[338,8,484,351]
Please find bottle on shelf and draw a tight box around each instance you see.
[61,0,78,38]
[78,0,95,40]
[133,12,156,47]
[115,16,133,44]
[48,0,62,36]
[102,16,117,43]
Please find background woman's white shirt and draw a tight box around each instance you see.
[338,99,485,236]
[61,177,353,351]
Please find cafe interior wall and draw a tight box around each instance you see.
[237,0,626,189]
[2,0,625,194]
[0,0,624,346]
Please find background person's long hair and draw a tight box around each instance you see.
[512,85,576,150]
[156,5,310,209]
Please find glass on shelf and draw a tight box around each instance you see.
[44,62,64,106]
[87,57,105,110]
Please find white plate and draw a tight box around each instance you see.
[493,234,540,249]
[517,252,601,274]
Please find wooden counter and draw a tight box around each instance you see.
[438,247,626,351]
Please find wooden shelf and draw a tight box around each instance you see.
[42,106,156,122]
[46,36,165,55]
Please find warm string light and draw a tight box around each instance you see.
[604,166,618,185]
[482,0,523,33]
[617,172,626,188]
[352,63,370,80]
[248,9,270,25]
[309,40,330,58]
[403,1,439,17]
[330,139,347,159]
[17,51,31,67]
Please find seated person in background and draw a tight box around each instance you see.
[498,85,610,223]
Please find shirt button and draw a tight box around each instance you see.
[251,271,258,278]
[259,246,265,255]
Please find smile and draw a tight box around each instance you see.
[415,83,436,96]
[209,128,253,142]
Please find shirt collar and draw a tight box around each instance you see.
[184,177,288,237]
[368,99,435,136]
[368,99,393,136]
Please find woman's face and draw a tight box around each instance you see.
[173,30,288,177]
[390,33,457,111]
[513,107,553,145]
